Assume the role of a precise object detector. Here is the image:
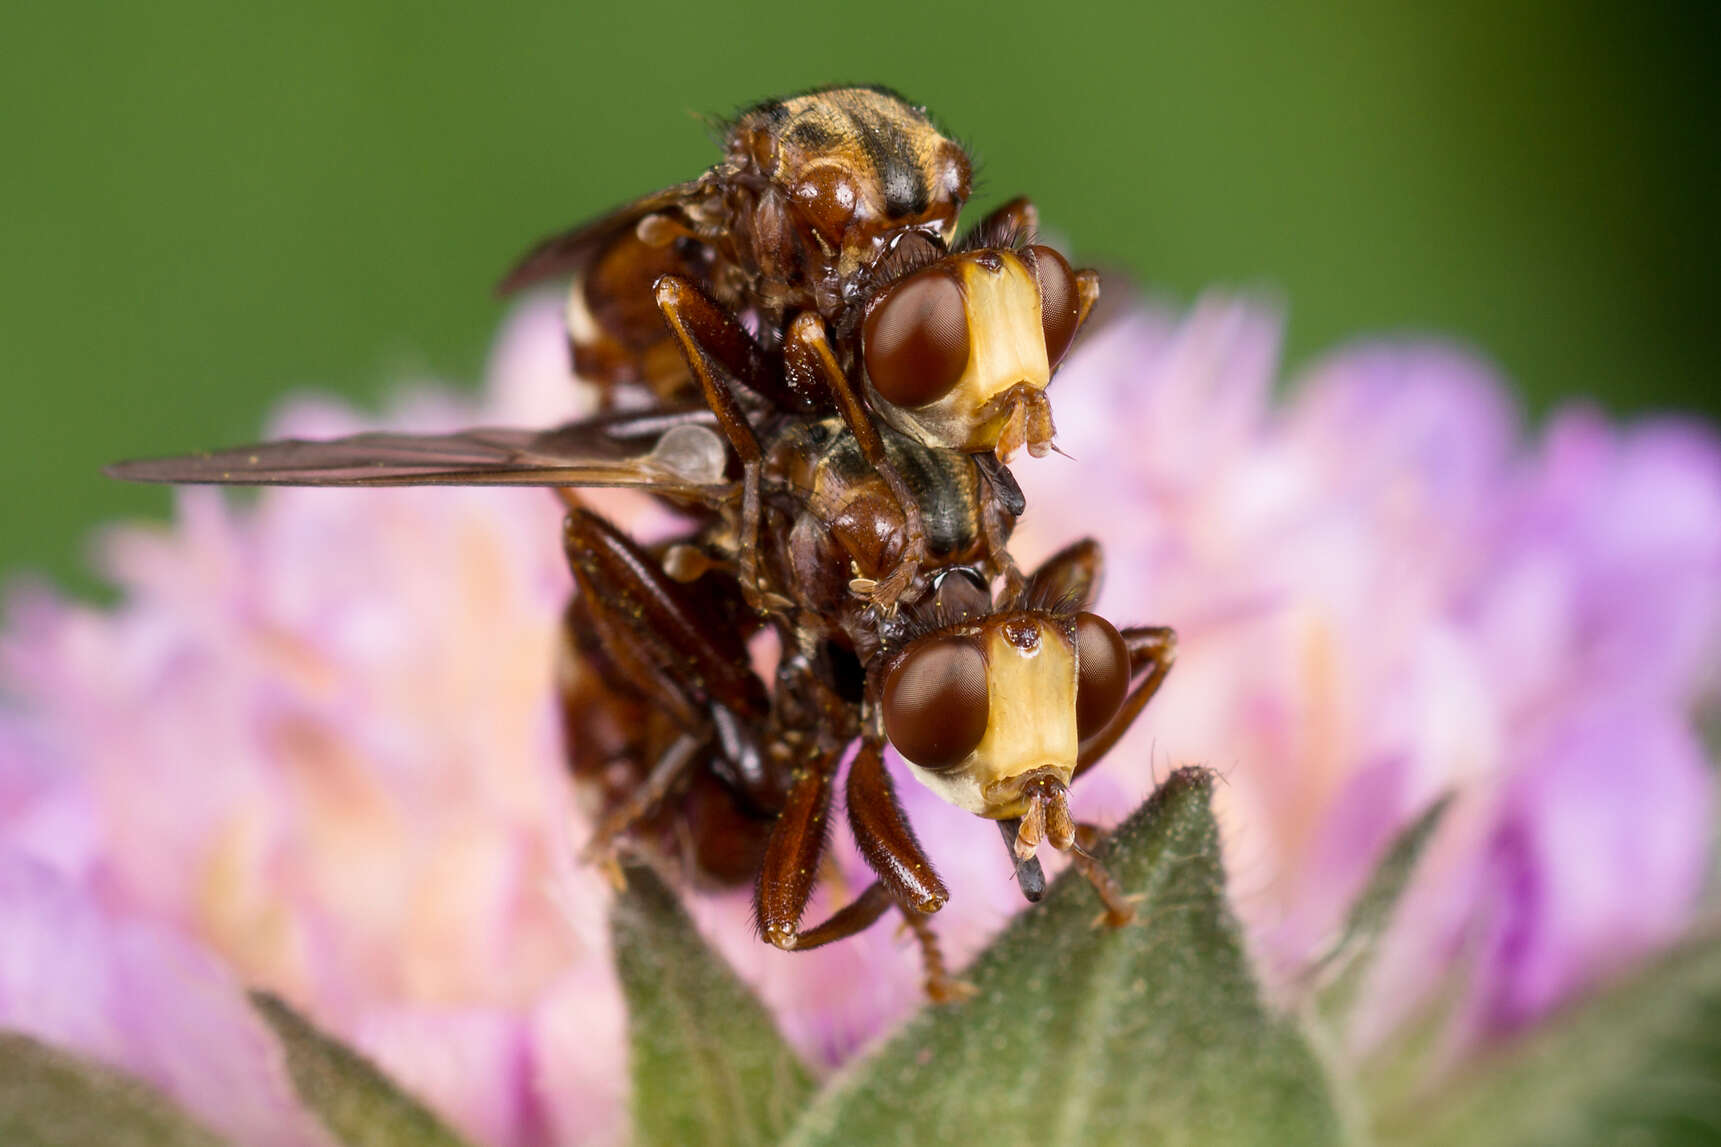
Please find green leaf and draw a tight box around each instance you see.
[611,863,817,1147]
[782,767,1345,1147]
[0,1030,225,1147]
[1376,933,1721,1147]
[1310,794,1453,1026]
[249,992,472,1147]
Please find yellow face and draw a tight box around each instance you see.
[861,245,1087,460]
[879,253,1053,455]
[893,616,1079,820]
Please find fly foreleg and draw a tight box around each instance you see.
[783,311,930,614]
[787,885,973,1004]
[845,739,948,915]
[1075,625,1177,778]
[652,274,782,614]
[754,744,841,950]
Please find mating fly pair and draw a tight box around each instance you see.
[498,86,1098,609]
[108,86,1176,999]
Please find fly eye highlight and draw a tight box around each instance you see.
[1074,612,1130,739]
[862,269,970,409]
[1029,244,1080,367]
[882,637,988,771]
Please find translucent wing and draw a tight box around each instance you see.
[494,179,706,297]
[105,412,734,505]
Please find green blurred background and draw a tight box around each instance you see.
[5,0,1717,595]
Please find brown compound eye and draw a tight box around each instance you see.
[1074,612,1130,739]
[882,636,989,771]
[1029,244,1080,367]
[863,269,970,409]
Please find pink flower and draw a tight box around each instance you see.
[2,303,634,1146]
[3,292,1718,1142]
[1007,299,1721,1053]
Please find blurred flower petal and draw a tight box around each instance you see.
[3,291,1718,1143]
[1015,296,1720,1052]
[0,852,336,1147]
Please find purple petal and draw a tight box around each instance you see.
[0,852,336,1147]
[1478,705,1713,1031]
